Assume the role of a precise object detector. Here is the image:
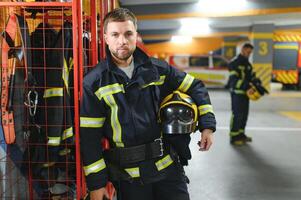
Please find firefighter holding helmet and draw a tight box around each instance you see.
[80,8,216,200]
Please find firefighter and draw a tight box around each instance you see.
[228,43,255,145]
[80,8,216,200]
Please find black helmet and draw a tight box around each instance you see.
[159,91,198,135]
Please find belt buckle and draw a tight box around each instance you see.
[155,138,164,157]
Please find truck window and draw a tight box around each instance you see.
[189,56,208,67]
[213,57,228,68]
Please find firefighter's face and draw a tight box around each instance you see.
[104,20,137,63]
[241,47,253,58]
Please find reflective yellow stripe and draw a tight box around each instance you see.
[62,58,70,94]
[230,131,240,137]
[80,117,106,128]
[42,162,55,167]
[142,75,166,88]
[125,167,140,178]
[59,148,71,156]
[48,137,61,146]
[84,158,106,176]
[103,95,124,147]
[236,80,243,88]
[236,66,245,89]
[233,90,246,94]
[198,104,214,116]
[95,83,125,100]
[229,71,239,76]
[155,154,173,171]
[62,127,73,140]
[43,88,63,98]
[178,74,194,92]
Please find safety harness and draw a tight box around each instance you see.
[1,14,36,144]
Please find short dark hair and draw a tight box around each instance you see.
[242,43,254,49]
[103,8,137,33]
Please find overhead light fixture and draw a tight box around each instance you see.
[171,35,192,44]
[198,0,247,13]
[179,18,211,36]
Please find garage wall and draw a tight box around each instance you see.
[144,37,223,56]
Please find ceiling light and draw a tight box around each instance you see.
[198,0,247,13]
[179,18,211,36]
[171,35,192,44]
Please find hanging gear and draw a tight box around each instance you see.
[159,91,198,135]
[1,13,35,144]
[247,77,269,101]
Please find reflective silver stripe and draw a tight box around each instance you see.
[62,127,73,140]
[80,117,106,128]
[155,154,173,171]
[48,137,61,146]
[198,104,214,116]
[43,88,63,98]
[84,158,106,176]
[103,95,124,147]
[125,167,140,178]
[62,58,70,94]
[95,83,125,100]
[142,75,166,88]
[178,74,194,92]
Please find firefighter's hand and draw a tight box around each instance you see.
[90,187,109,200]
[198,129,213,151]
[247,87,256,95]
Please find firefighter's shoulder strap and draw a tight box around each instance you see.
[1,14,35,144]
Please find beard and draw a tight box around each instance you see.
[112,47,135,61]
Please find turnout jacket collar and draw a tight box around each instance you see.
[105,46,159,87]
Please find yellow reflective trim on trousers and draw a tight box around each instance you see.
[230,131,240,137]
[125,167,140,178]
[80,117,106,128]
[198,104,214,116]
[178,74,194,92]
[62,127,73,140]
[43,88,63,98]
[84,158,106,176]
[103,95,124,147]
[48,137,61,146]
[62,58,70,94]
[95,83,125,101]
[155,154,173,171]
[142,75,166,88]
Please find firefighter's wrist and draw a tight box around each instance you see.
[201,129,213,134]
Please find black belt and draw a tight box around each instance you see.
[104,138,164,166]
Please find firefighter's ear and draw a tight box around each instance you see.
[104,34,108,44]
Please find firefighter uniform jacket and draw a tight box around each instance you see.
[80,47,216,190]
[228,54,255,94]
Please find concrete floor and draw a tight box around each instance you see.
[186,87,301,200]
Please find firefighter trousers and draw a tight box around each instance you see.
[230,93,249,137]
[113,164,190,200]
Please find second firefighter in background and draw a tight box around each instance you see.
[228,43,255,145]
